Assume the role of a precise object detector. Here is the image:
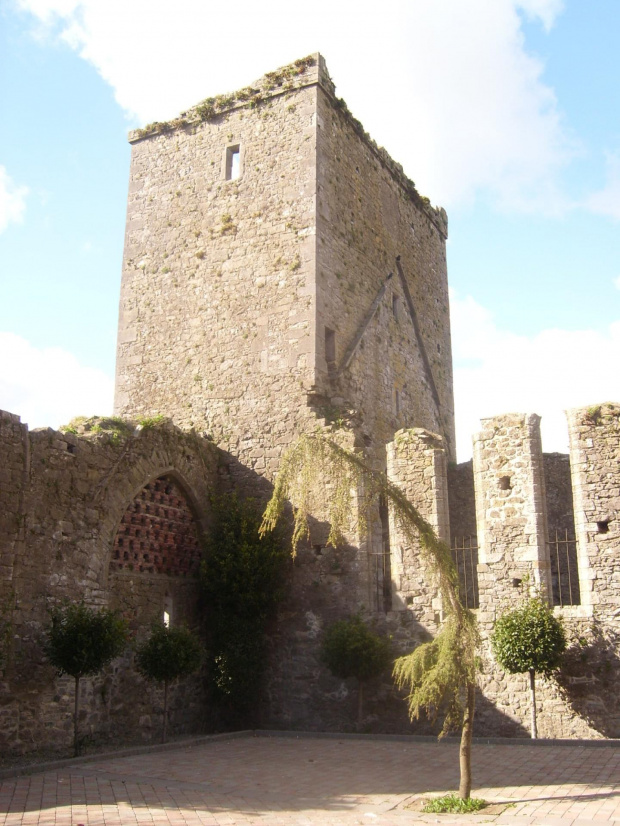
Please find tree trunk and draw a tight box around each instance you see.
[458,680,476,799]
[162,680,169,744]
[357,681,364,728]
[74,675,81,757]
[529,668,538,739]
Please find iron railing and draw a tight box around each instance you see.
[549,529,581,606]
[372,551,392,613]
[451,536,480,609]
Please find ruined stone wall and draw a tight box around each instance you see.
[557,404,620,737]
[314,86,454,462]
[261,427,451,735]
[473,413,551,603]
[0,412,219,755]
[0,411,26,595]
[567,404,620,616]
[386,428,449,620]
[472,411,614,739]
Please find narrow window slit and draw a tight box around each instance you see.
[325,327,336,366]
[226,145,240,180]
[392,295,400,321]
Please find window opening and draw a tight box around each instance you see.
[163,594,173,627]
[548,529,581,606]
[325,327,336,366]
[394,388,400,416]
[451,536,480,609]
[392,295,400,321]
[226,145,240,180]
[377,496,392,612]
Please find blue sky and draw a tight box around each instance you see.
[1,0,619,460]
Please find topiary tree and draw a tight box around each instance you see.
[200,493,287,721]
[491,595,566,738]
[321,615,392,726]
[135,623,203,743]
[44,602,128,756]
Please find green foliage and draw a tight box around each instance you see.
[422,794,487,814]
[491,596,567,676]
[321,616,391,683]
[59,415,135,442]
[135,624,203,684]
[393,612,478,736]
[136,414,166,429]
[44,602,128,678]
[200,494,287,708]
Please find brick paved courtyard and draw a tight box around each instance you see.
[1,734,619,826]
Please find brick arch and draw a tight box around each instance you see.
[110,474,203,577]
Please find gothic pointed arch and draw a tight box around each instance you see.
[110,474,203,578]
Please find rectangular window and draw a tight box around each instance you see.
[325,327,336,365]
[163,594,173,627]
[394,388,400,416]
[225,145,240,180]
[392,294,400,321]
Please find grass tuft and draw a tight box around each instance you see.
[422,794,487,814]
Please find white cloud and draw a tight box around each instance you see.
[517,0,564,31]
[0,166,28,233]
[0,333,113,430]
[614,276,620,290]
[450,289,620,461]
[586,150,620,221]
[15,0,572,211]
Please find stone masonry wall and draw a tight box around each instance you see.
[473,412,603,738]
[386,428,449,622]
[112,55,457,735]
[567,404,620,616]
[0,411,27,598]
[557,404,620,737]
[314,84,454,463]
[114,53,454,482]
[473,413,551,603]
[0,412,218,755]
[114,57,323,488]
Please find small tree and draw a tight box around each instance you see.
[44,602,128,756]
[135,623,203,743]
[491,595,566,738]
[321,616,392,726]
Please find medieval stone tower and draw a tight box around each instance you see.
[114,54,455,481]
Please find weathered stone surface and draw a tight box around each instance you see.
[1,53,619,750]
[0,414,219,755]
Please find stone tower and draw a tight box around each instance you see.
[114,54,455,484]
